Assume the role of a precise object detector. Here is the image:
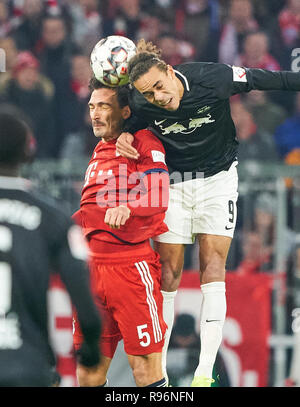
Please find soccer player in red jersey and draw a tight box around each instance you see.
[72,77,170,387]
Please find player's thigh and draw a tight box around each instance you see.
[154,180,195,245]
[197,233,232,283]
[127,352,163,386]
[106,256,167,356]
[153,241,185,288]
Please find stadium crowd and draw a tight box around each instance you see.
[0,0,300,319]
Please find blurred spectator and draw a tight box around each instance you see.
[274,93,300,161]
[0,0,15,38]
[68,0,102,54]
[234,31,281,71]
[235,192,297,274]
[60,103,96,160]
[12,0,44,52]
[0,36,18,78]
[235,231,272,274]
[219,0,259,65]
[0,51,55,158]
[37,14,82,158]
[230,99,280,163]
[70,53,91,102]
[137,14,165,44]
[235,30,295,114]
[60,54,93,159]
[107,0,144,41]
[278,0,300,49]
[174,0,221,62]
[243,90,288,136]
[156,33,195,65]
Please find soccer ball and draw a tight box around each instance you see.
[90,35,137,87]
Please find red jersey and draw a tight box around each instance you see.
[79,129,169,245]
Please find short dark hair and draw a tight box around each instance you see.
[128,39,168,84]
[88,76,130,108]
[0,105,31,167]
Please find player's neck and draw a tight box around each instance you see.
[101,134,120,143]
[176,76,185,101]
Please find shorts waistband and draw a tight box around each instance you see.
[88,238,154,263]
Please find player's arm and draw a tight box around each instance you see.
[244,67,300,92]
[116,132,140,159]
[116,102,150,159]
[204,63,300,99]
[53,222,102,367]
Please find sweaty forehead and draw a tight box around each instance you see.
[89,88,118,105]
[134,66,167,91]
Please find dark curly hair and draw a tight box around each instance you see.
[88,76,130,108]
[128,39,168,84]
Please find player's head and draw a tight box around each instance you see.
[128,39,184,111]
[88,77,131,141]
[0,105,33,175]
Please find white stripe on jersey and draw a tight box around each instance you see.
[135,261,163,344]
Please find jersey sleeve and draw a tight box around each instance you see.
[133,129,169,176]
[199,62,300,99]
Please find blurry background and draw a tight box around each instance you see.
[1,0,300,387]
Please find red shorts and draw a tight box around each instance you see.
[73,241,166,358]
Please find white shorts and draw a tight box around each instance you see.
[154,162,239,244]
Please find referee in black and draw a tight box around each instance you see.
[0,105,102,387]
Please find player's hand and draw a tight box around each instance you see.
[116,132,140,159]
[104,205,131,229]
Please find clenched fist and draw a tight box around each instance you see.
[104,205,131,229]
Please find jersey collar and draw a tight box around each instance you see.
[174,69,190,92]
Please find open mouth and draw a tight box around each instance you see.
[159,98,172,108]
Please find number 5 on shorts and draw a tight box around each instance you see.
[137,324,151,347]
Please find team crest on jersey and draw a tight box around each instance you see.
[197,105,210,114]
[154,113,215,135]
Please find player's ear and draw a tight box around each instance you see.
[122,105,131,120]
[167,65,175,78]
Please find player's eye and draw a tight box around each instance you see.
[100,104,111,110]
[144,92,154,100]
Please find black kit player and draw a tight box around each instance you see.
[115,38,300,386]
[0,106,101,387]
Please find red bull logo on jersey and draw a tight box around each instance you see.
[154,113,215,135]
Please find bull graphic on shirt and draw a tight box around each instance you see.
[154,114,215,135]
